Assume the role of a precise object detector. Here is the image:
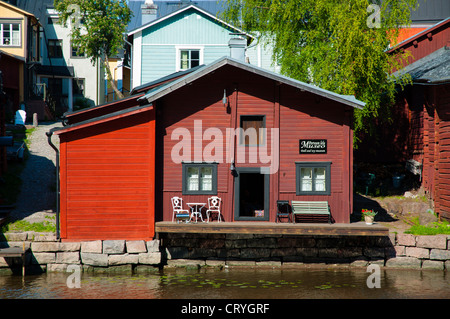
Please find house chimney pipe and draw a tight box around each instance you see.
[228,35,247,62]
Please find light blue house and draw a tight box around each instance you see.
[126,0,278,90]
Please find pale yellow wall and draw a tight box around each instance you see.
[106,57,122,102]
[0,3,28,58]
[1,1,39,103]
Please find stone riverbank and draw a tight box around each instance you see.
[160,232,450,270]
[0,233,161,274]
[0,232,449,274]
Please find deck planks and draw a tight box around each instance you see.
[155,221,389,236]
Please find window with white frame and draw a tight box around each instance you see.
[177,48,202,71]
[0,22,21,46]
[71,42,85,58]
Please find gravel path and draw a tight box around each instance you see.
[10,121,62,223]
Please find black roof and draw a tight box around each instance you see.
[130,63,205,94]
[394,47,450,84]
[35,65,74,78]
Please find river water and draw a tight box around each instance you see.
[0,267,449,299]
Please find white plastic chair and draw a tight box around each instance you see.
[171,196,190,223]
[206,196,222,222]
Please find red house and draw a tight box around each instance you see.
[50,56,364,241]
[387,18,450,221]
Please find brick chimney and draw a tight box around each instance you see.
[141,0,158,25]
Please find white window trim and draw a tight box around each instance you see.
[175,45,204,72]
[132,31,142,88]
[0,21,21,47]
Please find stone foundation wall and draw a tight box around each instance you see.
[0,232,161,274]
[1,231,449,273]
[390,233,450,270]
[161,233,450,271]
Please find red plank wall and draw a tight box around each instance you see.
[406,84,450,221]
[59,109,156,240]
[279,85,353,223]
[434,85,450,220]
[390,20,450,73]
[157,66,353,223]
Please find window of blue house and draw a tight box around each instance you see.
[180,49,200,70]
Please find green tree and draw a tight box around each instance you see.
[54,0,132,99]
[222,0,417,145]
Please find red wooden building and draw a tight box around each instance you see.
[388,18,450,221]
[50,56,364,241]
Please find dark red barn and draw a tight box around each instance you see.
[388,18,450,221]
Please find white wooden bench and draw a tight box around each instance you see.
[291,201,331,224]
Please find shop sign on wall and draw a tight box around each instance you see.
[299,139,327,154]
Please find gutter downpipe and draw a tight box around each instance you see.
[46,130,60,240]
[123,34,133,91]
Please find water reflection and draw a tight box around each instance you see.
[0,268,449,299]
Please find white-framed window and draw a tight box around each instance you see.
[0,22,21,47]
[71,42,85,58]
[176,46,203,71]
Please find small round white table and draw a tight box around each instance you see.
[187,202,206,223]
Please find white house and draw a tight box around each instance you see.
[12,0,105,114]
[41,7,105,112]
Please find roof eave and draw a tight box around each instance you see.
[388,17,450,53]
[139,57,365,110]
[127,4,254,40]
[53,104,153,136]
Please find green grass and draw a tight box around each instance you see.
[1,217,56,233]
[404,217,450,235]
[23,127,35,148]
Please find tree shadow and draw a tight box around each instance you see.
[352,193,398,223]
[4,124,58,222]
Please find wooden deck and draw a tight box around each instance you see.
[155,221,389,237]
[0,246,27,276]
